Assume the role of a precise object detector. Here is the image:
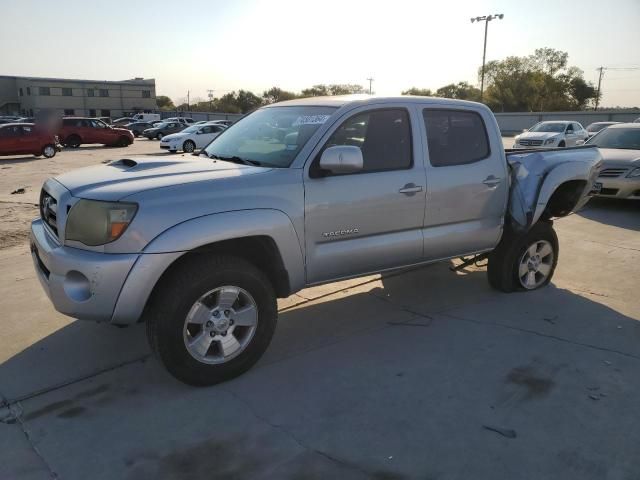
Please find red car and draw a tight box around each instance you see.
[0,123,62,158]
[59,117,134,148]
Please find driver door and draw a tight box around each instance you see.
[303,107,426,284]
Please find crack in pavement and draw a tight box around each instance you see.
[439,311,640,362]
[221,387,374,479]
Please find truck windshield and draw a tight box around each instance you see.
[202,106,337,168]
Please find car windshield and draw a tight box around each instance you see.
[529,122,567,133]
[202,106,337,168]
[586,128,640,149]
[182,125,200,133]
[587,123,612,133]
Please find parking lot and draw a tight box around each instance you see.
[1,139,639,479]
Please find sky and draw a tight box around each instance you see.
[2,0,639,108]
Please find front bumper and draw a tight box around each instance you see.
[512,142,556,149]
[595,176,640,200]
[159,143,177,151]
[30,218,139,322]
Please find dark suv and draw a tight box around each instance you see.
[142,121,185,140]
[59,118,134,148]
[124,121,154,137]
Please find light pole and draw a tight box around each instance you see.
[366,77,374,94]
[470,14,504,102]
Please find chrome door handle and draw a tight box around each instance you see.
[398,184,423,195]
[482,176,501,187]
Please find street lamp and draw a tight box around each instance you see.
[470,13,504,102]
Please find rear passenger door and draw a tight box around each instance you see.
[421,107,508,260]
[304,106,426,283]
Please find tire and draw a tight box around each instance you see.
[183,140,195,153]
[487,221,558,293]
[145,254,277,386]
[558,141,566,148]
[133,130,141,137]
[65,135,81,148]
[156,132,163,140]
[42,144,56,158]
[117,136,130,147]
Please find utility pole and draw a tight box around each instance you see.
[595,67,604,111]
[366,77,374,94]
[187,90,190,111]
[470,14,504,102]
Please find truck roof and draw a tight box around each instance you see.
[269,94,486,109]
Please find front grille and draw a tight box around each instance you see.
[599,188,619,196]
[598,168,628,178]
[39,188,58,237]
[519,139,543,146]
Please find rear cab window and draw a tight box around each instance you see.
[422,109,490,167]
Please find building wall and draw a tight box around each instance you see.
[0,77,19,114]
[1,76,156,117]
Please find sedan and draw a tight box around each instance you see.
[586,122,622,138]
[159,123,226,153]
[586,123,640,200]
[142,121,185,140]
[513,121,589,149]
[124,121,154,137]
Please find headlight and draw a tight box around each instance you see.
[66,200,137,246]
[627,167,640,178]
[544,137,557,145]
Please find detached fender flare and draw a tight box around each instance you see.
[110,209,304,325]
[532,162,595,226]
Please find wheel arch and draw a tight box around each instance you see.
[110,209,305,325]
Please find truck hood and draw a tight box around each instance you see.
[54,157,271,201]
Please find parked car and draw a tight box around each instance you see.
[98,116,112,125]
[150,120,164,127]
[160,122,226,152]
[0,123,61,158]
[112,117,137,126]
[586,123,640,200]
[634,117,640,123]
[142,121,185,140]
[210,120,234,127]
[0,118,16,124]
[59,117,134,147]
[30,96,601,385]
[163,117,195,125]
[17,117,35,123]
[585,121,621,138]
[124,121,154,137]
[513,121,589,148]
[132,113,161,122]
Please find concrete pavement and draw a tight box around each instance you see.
[1,142,639,479]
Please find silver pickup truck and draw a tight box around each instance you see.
[30,96,601,385]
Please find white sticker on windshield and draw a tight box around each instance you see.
[292,115,331,126]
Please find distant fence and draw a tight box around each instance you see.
[495,110,640,135]
[159,109,640,134]
[159,111,245,123]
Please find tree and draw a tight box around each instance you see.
[235,90,264,113]
[300,85,330,97]
[435,82,481,101]
[481,48,598,112]
[299,84,365,97]
[156,95,175,110]
[262,87,297,104]
[401,87,433,96]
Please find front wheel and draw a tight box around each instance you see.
[156,132,163,140]
[487,221,558,292]
[145,255,277,386]
[42,144,56,158]
[182,140,195,153]
[558,141,566,148]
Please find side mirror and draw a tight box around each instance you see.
[522,128,528,133]
[319,145,363,174]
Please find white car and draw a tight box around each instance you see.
[513,121,589,149]
[160,122,226,153]
[163,117,195,125]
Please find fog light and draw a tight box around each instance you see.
[63,270,91,302]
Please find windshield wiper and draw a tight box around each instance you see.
[208,153,262,167]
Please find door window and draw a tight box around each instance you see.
[423,109,489,167]
[90,120,107,128]
[319,108,412,174]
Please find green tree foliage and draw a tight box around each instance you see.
[435,82,481,101]
[299,84,365,97]
[262,87,298,104]
[401,87,433,96]
[156,95,175,110]
[482,48,598,111]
